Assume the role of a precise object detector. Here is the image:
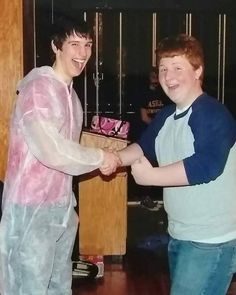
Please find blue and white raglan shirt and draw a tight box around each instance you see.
[137,93,236,242]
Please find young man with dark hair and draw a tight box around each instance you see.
[0,17,120,295]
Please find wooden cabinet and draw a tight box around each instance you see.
[79,131,128,255]
[0,0,23,180]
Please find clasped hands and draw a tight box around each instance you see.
[100,148,122,175]
[100,148,154,186]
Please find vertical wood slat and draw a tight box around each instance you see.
[79,131,128,255]
[0,0,23,181]
[23,0,35,75]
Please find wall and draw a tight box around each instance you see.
[44,0,236,13]
[0,0,23,181]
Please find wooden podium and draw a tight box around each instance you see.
[78,131,128,256]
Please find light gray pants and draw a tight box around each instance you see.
[0,200,78,295]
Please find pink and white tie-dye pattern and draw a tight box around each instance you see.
[2,66,103,207]
[0,66,104,294]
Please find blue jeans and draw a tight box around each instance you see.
[168,238,236,295]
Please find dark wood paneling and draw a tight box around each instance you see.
[23,0,35,74]
[36,0,236,13]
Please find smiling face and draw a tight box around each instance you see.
[156,34,205,109]
[158,55,203,109]
[52,32,92,84]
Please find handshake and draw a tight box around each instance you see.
[99,149,122,176]
[98,144,155,186]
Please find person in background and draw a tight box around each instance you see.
[140,66,170,126]
[101,34,236,295]
[0,17,120,295]
[137,67,171,204]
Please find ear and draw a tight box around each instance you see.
[51,40,58,54]
[195,65,203,80]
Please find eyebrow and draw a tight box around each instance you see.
[159,61,182,66]
[68,40,93,45]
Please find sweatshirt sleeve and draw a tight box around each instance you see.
[17,78,103,176]
[184,98,236,185]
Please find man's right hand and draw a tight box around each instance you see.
[99,149,122,176]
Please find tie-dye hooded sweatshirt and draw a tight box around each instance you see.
[2,66,103,208]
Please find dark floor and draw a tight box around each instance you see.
[72,254,236,295]
[72,253,170,295]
